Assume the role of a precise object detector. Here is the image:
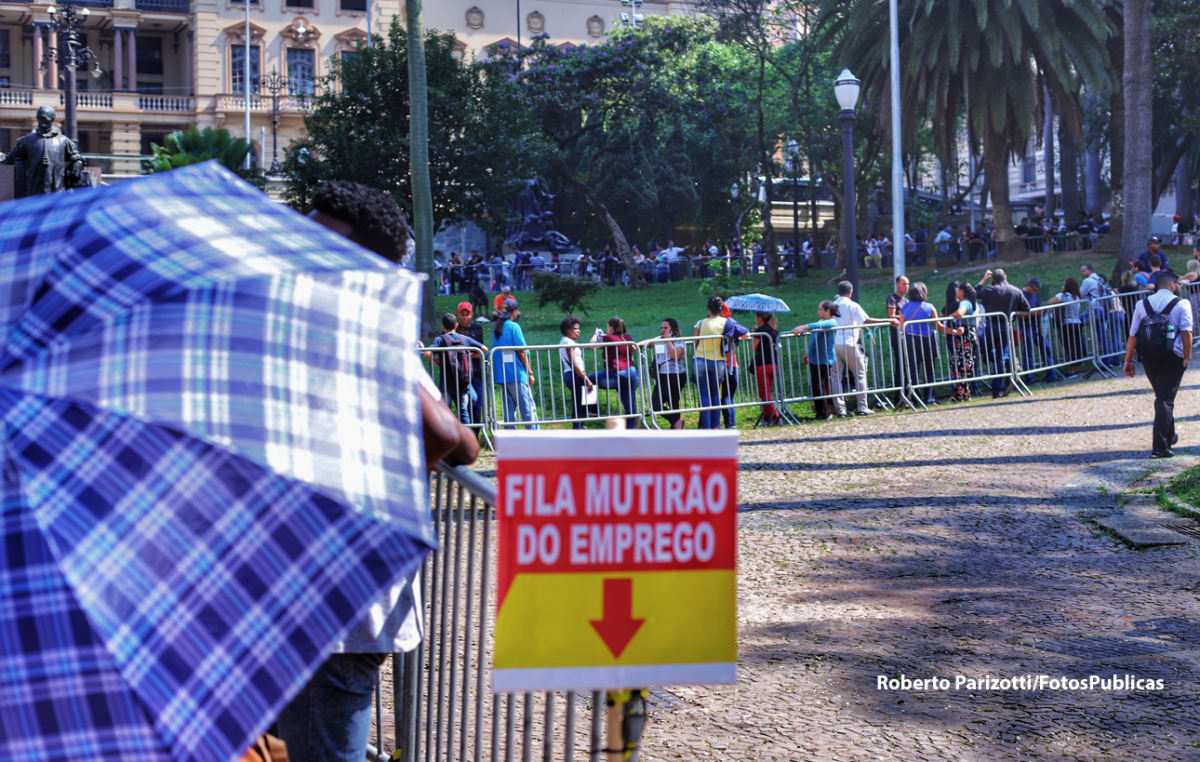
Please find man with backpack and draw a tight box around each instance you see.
[1124,271,1193,458]
[1080,263,1120,364]
[430,313,486,425]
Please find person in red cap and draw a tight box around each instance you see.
[456,302,486,424]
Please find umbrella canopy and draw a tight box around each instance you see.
[722,293,791,313]
[0,163,433,762]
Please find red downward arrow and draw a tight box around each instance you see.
[590,578,645,659]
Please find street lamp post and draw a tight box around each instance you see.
[787,139,800,274]
[44,0,103,142]
[834,68,861,301]
[254,69,288,174]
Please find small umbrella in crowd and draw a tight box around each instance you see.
[722,293,791,313]
[0,163,434,762]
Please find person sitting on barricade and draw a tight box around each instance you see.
[589,317,641,425]
[558,316,596,429]
[832,281,897,417]
[643,318,688,430]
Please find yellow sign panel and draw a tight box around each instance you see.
[493,431,738,692]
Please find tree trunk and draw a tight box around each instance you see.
[1043,83,1056,218]
[1094,11,1125,260]
[1085,145,1102,215]
[406,0,436,339]
[1120,0,1153,263]
[1177,156,1195,230]
[552,159,646,288]
[983,128,1025,261]
[1059,124,1080,220]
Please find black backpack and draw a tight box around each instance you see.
[1135,297,1181,362]
[439,333,472,387]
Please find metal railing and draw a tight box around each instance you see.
[899,311,1030,406]
[136,0,190,10]
[139,95,193,112]
[420,345,492,448]
[1010,299,1100,383]
[775,322,905,416]
[374,463,601,762]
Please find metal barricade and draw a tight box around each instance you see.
[1087,291,1151,374]
[377,463,601,762]
[489,340,646,430]
[640,331,795,429]
[1177,281,1200,349]
[420,345,493,448]
[775,322,910,417]
[1009,299,1099,385]
[899,311,1029,406]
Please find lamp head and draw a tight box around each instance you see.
[731,183,739,199]
[80,7,90,16]
[91,63,102,79]
[833,68,861,111]
[46,4,56,15]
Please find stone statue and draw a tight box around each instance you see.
[0,106,84,198]
[505,179,569,254]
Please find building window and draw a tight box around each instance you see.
[230,0,260,5]
[286,0,314,7]
[136,36,164,75]
[340,0,366,11]
[141,132,166,156]
[0,130,10,154]
[231,44,261,93]
[340,50,358,63]
[0,30,9,69]
[286,47,315,94]
[1021,153,1037,185]
[136,82,164,94]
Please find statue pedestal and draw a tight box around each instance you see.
[0,165,14,203]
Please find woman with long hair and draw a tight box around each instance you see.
[644,318,687,429]
[945,282,978,402]
[897,282,962,405]
[589,316,640,424]
[1047,277,1085,374]
[750,312,783,425]
[791,301,841,419]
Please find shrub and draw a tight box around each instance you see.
[533,271,601,316]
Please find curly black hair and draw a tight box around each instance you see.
[311,181,410,263]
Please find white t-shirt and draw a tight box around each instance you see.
[708,245,720,257]
[833,295,870,346]
[662,246,684,261]
[1054,293,1082,324]
[559,336,584,374]
[1129,288,1194,358]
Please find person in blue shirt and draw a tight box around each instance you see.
[492,299,539,429]
[791,301,841,419]
[1137,236,1169,274]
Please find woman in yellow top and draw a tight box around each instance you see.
[693,295,749,429]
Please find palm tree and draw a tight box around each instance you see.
[406,0,435,337]
[821,0,1114,260]
[147,126,263,187]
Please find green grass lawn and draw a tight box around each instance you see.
[436,248,1133,347]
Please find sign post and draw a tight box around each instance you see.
[493,430,739,694]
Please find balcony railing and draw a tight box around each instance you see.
[0,90,33,106]
[60,92,114,108]
[136,0,190,10]
[220,93,312,112]
[139,95,192,112]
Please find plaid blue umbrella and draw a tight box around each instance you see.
[722,293,791,313]
[0,163,433,762]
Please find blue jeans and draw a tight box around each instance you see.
[693,358,726,429]
[1020,330,1059,381]
[720,366,739,428]
[500,380,539,429]
[980,326,1009,395]
[276,652,386,762]
[590,367,640,420]
[469,375,485,424]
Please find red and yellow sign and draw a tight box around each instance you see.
[493,430,738,692]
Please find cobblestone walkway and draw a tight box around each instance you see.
[642,372,1200,761]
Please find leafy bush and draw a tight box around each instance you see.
[147,126,265,188]
[698,259,754,298]
[534,271,601,316]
